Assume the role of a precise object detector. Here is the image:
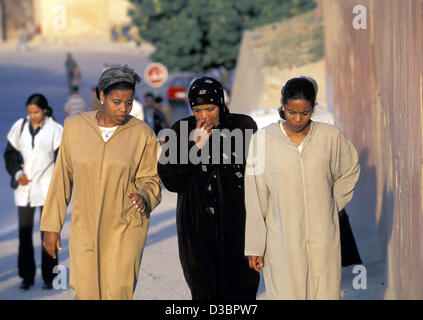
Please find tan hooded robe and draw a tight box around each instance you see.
[245,120,360,299]
[40,111,162,299]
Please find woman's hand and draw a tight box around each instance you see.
[193,119,213,149]
[127,193,147,213]
[18,174,31,186]
[248,255,264,273]
[43,232,61,259]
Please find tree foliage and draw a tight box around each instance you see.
[128,0,316,72]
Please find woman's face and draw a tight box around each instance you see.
[191,104,220,128]
[283,99,313,133]
[27,104,46,124]
[100,89,134,126]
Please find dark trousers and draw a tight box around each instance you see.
[18,206,58,283]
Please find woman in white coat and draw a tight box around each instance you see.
[4,94,63,290]
[244,78,360,299]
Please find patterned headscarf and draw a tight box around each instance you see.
[97,64,141,94]
[188,77,230,125]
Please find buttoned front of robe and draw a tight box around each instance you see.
[245,120,360,299]
[40,111,162,299]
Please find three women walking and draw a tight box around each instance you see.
[4,72,360,300]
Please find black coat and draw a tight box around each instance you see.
[157,113,259,300]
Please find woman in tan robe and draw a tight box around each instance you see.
[245,78,360,299]
[40,65,162,299]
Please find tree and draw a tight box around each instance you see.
[128,0,315,75]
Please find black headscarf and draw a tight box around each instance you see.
[188,77,231,126]
[187,77,242,218]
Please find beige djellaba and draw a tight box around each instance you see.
[244,120,360,299]
[40,111,162,299]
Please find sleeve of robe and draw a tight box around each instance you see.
[331,130,361,211]
[157,120,196,193]
[134,132,162,213]
[40,119,74,233]
[244,131,269,257]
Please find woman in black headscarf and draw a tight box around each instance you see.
[157,77,260,300]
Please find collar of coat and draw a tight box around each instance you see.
[263,119,317,152]
[79,111,141,142]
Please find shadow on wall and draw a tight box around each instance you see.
[343,148,394,299]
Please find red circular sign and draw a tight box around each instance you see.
[144,63,168,88]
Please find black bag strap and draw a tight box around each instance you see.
[15,118,27,150]
[19,118,27,136]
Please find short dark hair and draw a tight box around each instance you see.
[279,77,316,119]
[96,82,135,99]
[281,77,316,106]
[155,96,163,103]
[145,92,154,99]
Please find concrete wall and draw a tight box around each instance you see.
[324,0,423,299]
[231,31,326,114]
[230,32,267,114]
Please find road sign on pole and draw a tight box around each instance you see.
[144,63,168,88]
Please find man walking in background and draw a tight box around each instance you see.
[64,86,87,118]
[143,92,169,135]
[65,53,80,94]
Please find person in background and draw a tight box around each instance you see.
[64,86,87,118]
[16,24,28,52]
[129,96,144,121]
[245,77,360,299]
[154,96,173,126]
[143,92,169,136]
[26,21,35,41]
[4,94,63,290]
[65,53,80,94]
[41,65,162,300]
[158,77,260,300]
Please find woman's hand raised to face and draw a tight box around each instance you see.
[193,119,214,149]
[127,193,147,214]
